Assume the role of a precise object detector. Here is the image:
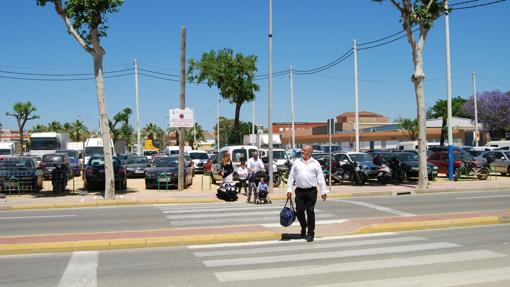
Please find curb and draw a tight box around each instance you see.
[0,231,280,255]
[0,215,508,255]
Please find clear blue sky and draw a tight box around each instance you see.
[1,0,509,132]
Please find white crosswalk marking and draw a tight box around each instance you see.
[190,233,509,286]
[311,266,510,287]
[156,202,338,227]
[202,242,459,267]
[57,251,97,287]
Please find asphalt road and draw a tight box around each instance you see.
[1,190,510,236]
[1,224,510,287]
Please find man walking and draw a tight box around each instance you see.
[247,150,265,203]
[287,145,328,242]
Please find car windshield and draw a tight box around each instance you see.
[30,138,58,150]
[0,159,34,170]
[143,151,158,156]
[232,149,247,162]
[88,157,120,166]
[42,155,65,162]
[56,150,78,158]
[127,157,148,164]
[273,151,287,160]
[504,152,510,158]
[154,157,178,167]
[349,153,372,162]
[0,149,11,155]
[189,153,209,160]
[84,147,104,156]
[395,153,418,161]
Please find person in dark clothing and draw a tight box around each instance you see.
[220,152,234,183]
[286,145,329,242]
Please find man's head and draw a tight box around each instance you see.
[302,145,313,161]
[252,150,259,160]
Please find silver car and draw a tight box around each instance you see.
[480,150,510,175]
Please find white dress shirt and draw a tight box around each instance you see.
[247,157,265,174]
[236,166,249,180]
[286,157,329,195]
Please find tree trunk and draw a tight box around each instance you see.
[93,52,115,199]
[231,102,242,144]
[440,117,446,146]
[412,45,429,191]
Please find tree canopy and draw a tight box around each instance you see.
[399,118,418,141]
[427,97,470,146]
[6,102,40,152]
[188,49,259,144]
[463,90,510,139]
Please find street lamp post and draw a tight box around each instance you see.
[445,0,454,181]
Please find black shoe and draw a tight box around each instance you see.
[306,234,314,242]
[300,228,306,238]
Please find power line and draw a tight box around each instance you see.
[0,68,132,77]
[0,73,133,81]
[137,68,180,78]
[452,0,506,10]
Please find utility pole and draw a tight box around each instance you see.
[472,71,479,147]
[134,59,141,156]
[290,65,296,149]
[353,39,360,152]
[268,0,274,193]
[193,107,196,149]
[328,119,332,190]
[178,27,186,191]
[252,101,255,145]
[217,97,220,150]
[445,1,454,181]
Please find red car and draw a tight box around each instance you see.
[427,150,474,175]
[204,154,217,174]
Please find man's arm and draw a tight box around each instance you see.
[315,162,329,200]
[286,163,296,198]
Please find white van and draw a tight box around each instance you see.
[0,142,15,156]
[83,137,115,165]
[396,141,441,151]
[485,141,510,150]
[165,145,192,155]
[210,145,258,184]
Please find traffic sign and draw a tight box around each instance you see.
[169,108,193,128]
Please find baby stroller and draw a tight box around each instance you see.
[255,171,272,204]
[216,182,238,202]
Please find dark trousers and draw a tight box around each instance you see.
[237,179,248,194]
[295,187,318,236]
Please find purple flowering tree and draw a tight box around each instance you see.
[463,90,510,139]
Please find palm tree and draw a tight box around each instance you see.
[186,123,205,149]
[47,121,63,132]
[142,123,164,141]
[69,119,89,142]
[110,108,133,143]
[6,102,40,152]
[30,124,48,133]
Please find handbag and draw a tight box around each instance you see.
[280,198,296,227]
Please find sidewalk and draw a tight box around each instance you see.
[1,174,509,210]
[1,209,509,255]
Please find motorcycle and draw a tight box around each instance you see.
[337,160,367,185]
[323,167,343,185]
[376,156,405,184]
[454,159,490,181]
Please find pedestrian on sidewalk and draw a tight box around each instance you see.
[286,145,329,242]
[219,152,234,184]
[236,158,249,194]
[247,150,265,203]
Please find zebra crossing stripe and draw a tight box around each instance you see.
[188,232,397,249]
[214,250,505,282]
[167,210,298,219]
[162,206,283,214]
[169,214,337,226]
[194,236,425,257]
[203,242,459,267]
[57,251,97,287]
[310,265,510,287]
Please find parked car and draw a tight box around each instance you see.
[334,152,379,178]
[125,155,149,178]
[373,151,438,181]
[56,149,81,177]
[144,155,193,189]
[187,150,209,173]
[0,156,43,193]
[40,153,73,179]
[427,150,476,175]
[312,153,340,172]
[83,155,126,191]
[211,145,258,184]
[479,150,510,175]
[204,154,217,174]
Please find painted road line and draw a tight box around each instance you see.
[170,214,337,226]
[311,266,510,287]
[168,210,297,219]
[202,242,459,267]
[0,215,76,220]
[261,219,346,228]
[57,251,97,287]
[188,232,397,249]
[456,195,510,200]
[333,199,416,217]
[215,250,505,282]
[194,236,425,257]
[162,206,283,214]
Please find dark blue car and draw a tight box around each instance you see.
[0,156,43,193]
[56,150,81,177]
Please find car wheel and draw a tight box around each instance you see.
[507,166,510,176]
